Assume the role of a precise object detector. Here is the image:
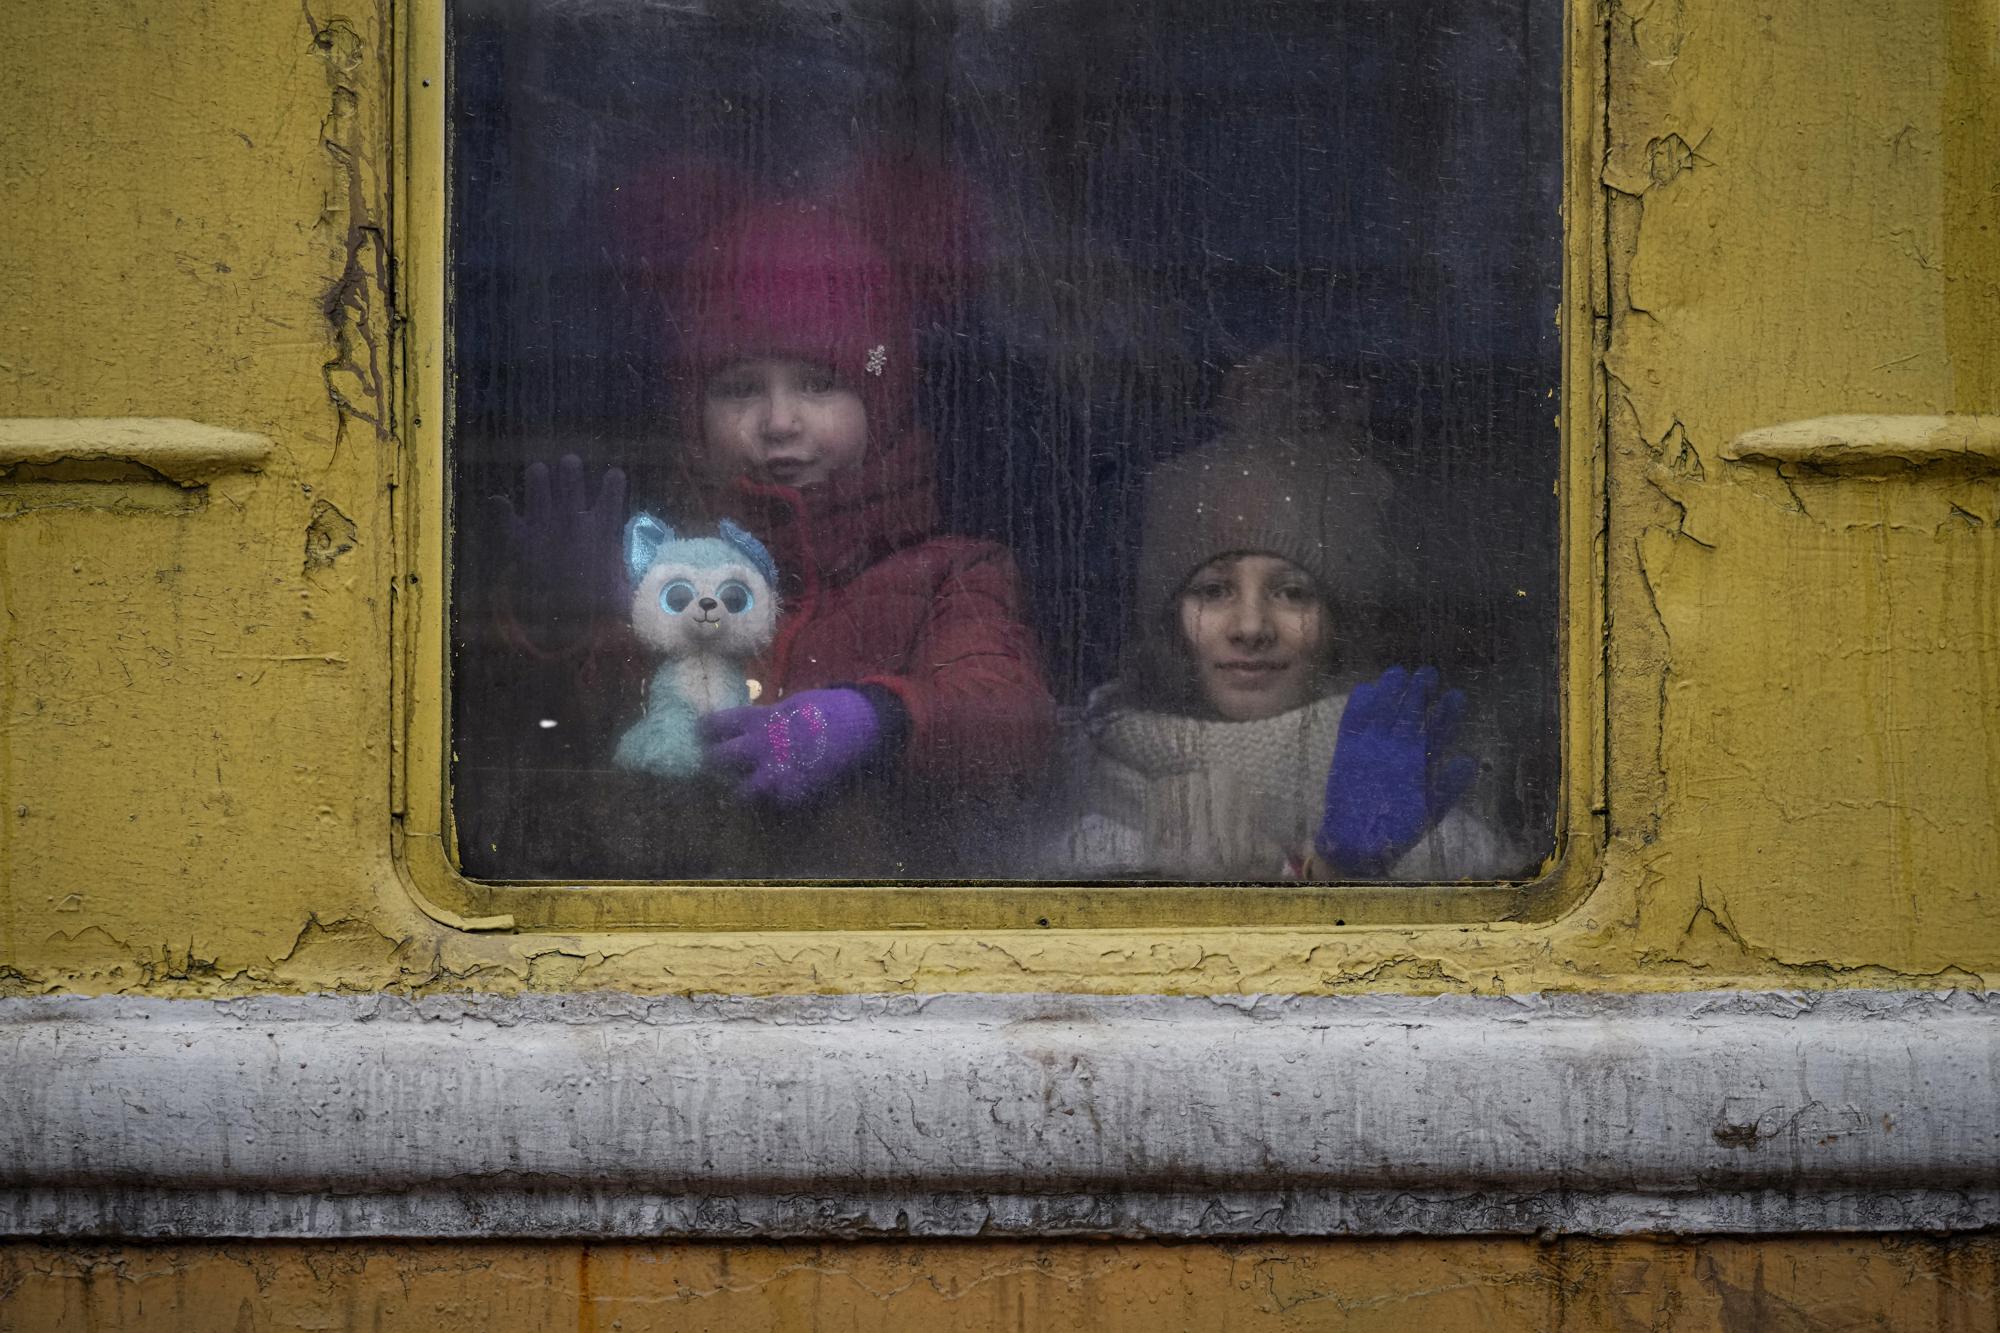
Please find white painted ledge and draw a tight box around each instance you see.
[1724,413,2000,469]
[3,990,1997,1239]
[0,417,272,486]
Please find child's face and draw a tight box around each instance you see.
[701,357,868,489]
[1176,553,1331,721]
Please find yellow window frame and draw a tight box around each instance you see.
[388,0,1608,933]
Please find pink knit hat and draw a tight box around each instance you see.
[674,198,916,445]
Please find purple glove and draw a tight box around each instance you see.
[1316,666,1478,874]
[702,688,885,806]
[483,454,629,643]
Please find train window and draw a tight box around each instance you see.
[444,0,1565,889]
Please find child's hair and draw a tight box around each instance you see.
[1123,358,1398,715]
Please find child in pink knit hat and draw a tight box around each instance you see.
[483,189,1052,873]
[670,196,1054,810]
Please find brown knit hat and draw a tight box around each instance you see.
[1124,358,1397,709]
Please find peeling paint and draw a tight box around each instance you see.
[308,8,391,442]
[302,497,357,572]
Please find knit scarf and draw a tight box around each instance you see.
[1079,684,1349,878]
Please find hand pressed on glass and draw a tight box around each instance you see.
[484,454,629,652]
[1316,666,1478,875]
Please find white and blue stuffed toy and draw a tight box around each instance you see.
[612,512,779,777]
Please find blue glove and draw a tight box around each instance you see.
[1316,666,1478,874]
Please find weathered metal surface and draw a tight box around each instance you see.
[0,0,1995,1006]
[2,2,1999,1321]
[5,989,1996,1238]
[0,418,274,486]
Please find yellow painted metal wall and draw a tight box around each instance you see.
[5,1237,2000,1331]
[2,0,1997,1325]
[3,0,1996,1002]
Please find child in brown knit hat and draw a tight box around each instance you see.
[1057,357,1518,881]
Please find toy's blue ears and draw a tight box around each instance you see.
[624,512,674,585]
[625,512,775,588]
[719,518,779,589]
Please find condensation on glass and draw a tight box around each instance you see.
[449,0,1563,884]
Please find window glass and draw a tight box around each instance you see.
[449,0,1563,883]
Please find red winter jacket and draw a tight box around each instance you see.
[700,441,1054,785]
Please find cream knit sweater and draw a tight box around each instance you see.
[1058,685,1521,882]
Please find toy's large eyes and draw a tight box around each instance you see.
[660,580,697,615]
[717,580,754,615]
